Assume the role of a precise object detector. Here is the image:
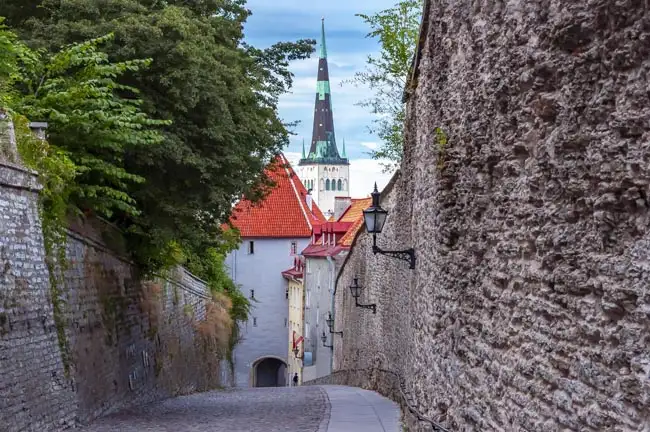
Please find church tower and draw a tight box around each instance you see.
[298,18,350,219]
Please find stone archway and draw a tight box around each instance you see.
[251,356,287,387]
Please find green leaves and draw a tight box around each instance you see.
[347,0,422,169]
[2,0,315,327]
[13,33,168,218]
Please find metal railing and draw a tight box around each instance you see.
[311,367,451,432]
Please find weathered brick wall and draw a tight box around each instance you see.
[1,117,223,431]
[334,1,650,431]
[0,162,79,431]
[62,219,221,425]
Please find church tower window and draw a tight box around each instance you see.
[337,179,342,191]
[326,179,330,191]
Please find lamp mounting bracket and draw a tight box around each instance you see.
[355,298,377,314]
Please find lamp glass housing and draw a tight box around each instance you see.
[321,331,327,344]
[363,184,388,234]
[349,278,361,299]
[326,313,334,330]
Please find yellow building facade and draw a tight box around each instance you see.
[282,258,305,385]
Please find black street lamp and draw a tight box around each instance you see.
[349,277,376,314]
[363,183,416,269]
[326,312,343,336]
[293,346,303,360]
[321,331,333,349]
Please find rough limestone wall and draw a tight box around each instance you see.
[0,116,79,432]
[334,1,650,431]
[62,219,220,425]
[1,116,222,431]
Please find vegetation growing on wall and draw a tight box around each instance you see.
[1,0,314,357]
[347,0,422,170]
[1,0,315,277]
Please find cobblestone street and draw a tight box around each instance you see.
[81,385,400,432]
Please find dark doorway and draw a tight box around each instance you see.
[254,357,287,387]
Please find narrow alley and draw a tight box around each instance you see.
[80,386,401,432]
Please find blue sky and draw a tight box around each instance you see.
[243,0,399,196]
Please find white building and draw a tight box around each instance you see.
[225,153,326,387]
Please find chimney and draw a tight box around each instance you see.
[334,196,352,220]
[306,189,313,212]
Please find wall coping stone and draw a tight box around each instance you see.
[0,161,41,192]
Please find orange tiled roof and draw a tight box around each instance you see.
[338,198,371,223]
[338,198,371,246]
[228,154,326,238]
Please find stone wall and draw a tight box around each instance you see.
[0,160,79,431]
[333,1,650,431]
[1,116,224,431]
[61,218,221,425]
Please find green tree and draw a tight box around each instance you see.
[8,0,315,273]
[13,33,168,218]
[2,1,316,337]
[347,0,421,170]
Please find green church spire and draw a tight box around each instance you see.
[299,18,348,167]
[342,137,346,158]
[319,17,327,59]
[302,138,306,158]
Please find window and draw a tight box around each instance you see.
[248,240,255,255]
[306,260,311,274]
[306,291,311,309]
[316,308,319,325]
[253,317,257,327]
[325,179,330,191]
[305,323,310,336]
[250,289,255,299]
[284,318,288,327]
[290,241,297,255]
[337,179,342,191]
[285,287,289,299]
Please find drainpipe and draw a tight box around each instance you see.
[326,255,335,374]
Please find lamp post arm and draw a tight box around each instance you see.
[372,234,416,269]
[355,297,377,314]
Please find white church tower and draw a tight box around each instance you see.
[297,18,350,218]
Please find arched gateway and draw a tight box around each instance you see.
[251,356,287,387]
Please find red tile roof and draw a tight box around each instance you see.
[228,154,326,238]
[338,198,371,246]
[300,199,371,257]
[282,256,305,279]
[302,220,352,257]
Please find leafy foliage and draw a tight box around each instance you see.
[1,0,315,350]
[7,0,315,274]
[346,0,422,170]
[0,18,34,107]
[13,33,169,218]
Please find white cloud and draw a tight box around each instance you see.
[284,152,302,166]
[349,158,395,197]
[360,141,378,150]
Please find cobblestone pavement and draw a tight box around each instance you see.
[82,386,329,432]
